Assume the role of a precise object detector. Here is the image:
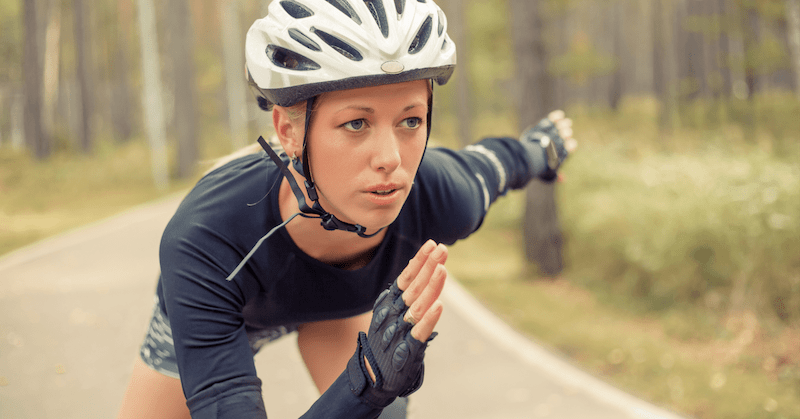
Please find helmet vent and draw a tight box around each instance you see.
[417,0,426,3]
[266,45,321,70]
[280,0,314,19]
[324,0,362,25]
[408,15,432,54]
[437,9,444,36]
[312,28,364,61]
[289,28,321,51]
[394,0,405,15]
[364,0,390,38]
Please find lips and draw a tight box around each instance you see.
[371,189,396,195]
[363,183,404,204]
[365,183,402,195]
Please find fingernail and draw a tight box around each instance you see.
[422,240,435,255]
[432,244,445,260]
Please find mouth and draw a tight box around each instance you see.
[363,184,404,204]
[370,189,397,196]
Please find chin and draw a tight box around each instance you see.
[350,208,402,232]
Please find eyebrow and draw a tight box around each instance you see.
[339,104,423,114]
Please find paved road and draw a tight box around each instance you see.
[0,195,687,419]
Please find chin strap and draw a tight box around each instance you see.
[226,136,383,281]
[257,136,383,238]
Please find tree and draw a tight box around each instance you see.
[136,0,168,190]
[221,0,248,150]
[111,0,135,142]
[449,0,473,147]
[23,0,49,159]
[787,0,800,99]
[169,0,199,178]
[653,0,679,132]
[742,3,761,99]
[717,0,734,98]
[608,0,624,110]
[42,0,62,141]
[509,0,563,277]
[74,0,95,153]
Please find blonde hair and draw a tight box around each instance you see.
[202,100,311,176]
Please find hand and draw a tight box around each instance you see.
[520,109,578,182]
[346,240,447,408]
[396,240,447,341]
[548,110,578,154]
[547,110,578,182]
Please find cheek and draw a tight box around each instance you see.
[406,136,428,169]
[307,141,355,188]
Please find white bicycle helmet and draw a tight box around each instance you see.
[245,0,456,109]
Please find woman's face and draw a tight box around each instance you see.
[305,80,429,233]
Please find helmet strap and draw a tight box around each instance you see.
[259,114,383,238]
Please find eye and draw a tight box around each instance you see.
[400,117,423,129]
[342,119,367,132]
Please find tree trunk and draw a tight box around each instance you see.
[136,0,169,190]
[742,6,760,100]
[74,0,94,153]
[632,0,655,94]
[111,0,134,142]
[509,0,563,277]
[221,0,248,150]
[42,0,61,140]
[684,0,707,100]
[23,0,49,159]
[786,0,800,99]
[653,0,679,132]
[451,0,472,147]
[717,0,733,97]
[170,0,199,178]
[609,0,624,110]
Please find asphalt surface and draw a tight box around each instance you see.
[0,194,688,418]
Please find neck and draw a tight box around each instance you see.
[278,172,385,268]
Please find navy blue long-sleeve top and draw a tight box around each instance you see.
[156,136,547,418]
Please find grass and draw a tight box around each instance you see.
[447,96,800,418]
[0,139,196,257]
[449,210,800,419]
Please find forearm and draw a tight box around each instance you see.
[185,373,383,419]
[300,370,384,419]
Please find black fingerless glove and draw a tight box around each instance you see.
[520,117,569,182]
[346,281,436,408]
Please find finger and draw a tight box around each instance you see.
[566,138,578,153]
[548,110,565,122]
[410,300,443,342]
[405,264,447,325]
[396,240,436,291]
[558,126,573,140]
[556,118,572,129]
[402,244,447,306]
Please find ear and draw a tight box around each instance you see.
[273,106,303,156]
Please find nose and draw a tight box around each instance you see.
[371,128,401,173]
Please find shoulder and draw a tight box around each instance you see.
[401,147,488,244]
[160,152,282,273]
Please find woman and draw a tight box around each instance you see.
[117,0,574,418]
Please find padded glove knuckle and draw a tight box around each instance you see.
[346,278,437,408]
[520,117,569,181]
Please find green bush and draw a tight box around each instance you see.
[559,106,800,323]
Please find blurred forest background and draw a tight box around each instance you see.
[2,0,800,417]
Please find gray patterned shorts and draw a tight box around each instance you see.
[139,297,410,418]
[139,296,296,378]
